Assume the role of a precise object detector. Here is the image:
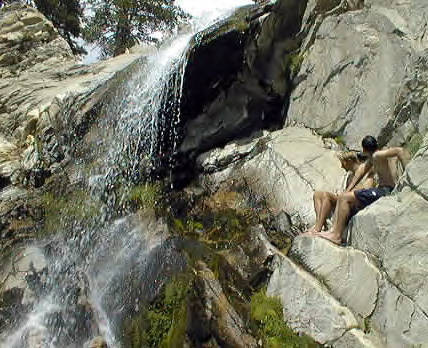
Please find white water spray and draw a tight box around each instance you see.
[1,1,252,347]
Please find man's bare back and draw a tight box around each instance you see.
[312,136,411,245]
[372,148,411,187]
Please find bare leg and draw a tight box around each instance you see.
[314,192,337,232]
[316,192,357,244]
[303,191,323,234]
[304,191,337,234]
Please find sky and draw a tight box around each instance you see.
[80,0,253,64]
[176,0,253,18]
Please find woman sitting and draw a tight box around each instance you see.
[305,151,374,235]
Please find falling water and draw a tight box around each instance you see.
[1,1,252,347]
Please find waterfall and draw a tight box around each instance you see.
[0,2,252,347]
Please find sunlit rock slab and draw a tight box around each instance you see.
[266,254,358,344]
[286,8,413,148]
[198,127,346,226]
[291,236,381,318]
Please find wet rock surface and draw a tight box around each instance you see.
[0,246,47,333]
[177,0,309,167]
[188,261,258,348]
[1,0,428,346]
[0,4,151,192]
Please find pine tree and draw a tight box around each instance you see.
[34,0,84,54]
[83,0,186,57]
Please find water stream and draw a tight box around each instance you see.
[1,1,251,347]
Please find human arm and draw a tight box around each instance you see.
[345,160,372,192]
[373,147,411,168]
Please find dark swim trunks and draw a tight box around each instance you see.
[354,186,393,208]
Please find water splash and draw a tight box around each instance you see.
[1,2,251,347]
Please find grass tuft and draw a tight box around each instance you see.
[250,288,320,348]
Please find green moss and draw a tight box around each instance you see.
[127,183,162,209]
[172,218,204,235]
[407,132,424,156]
[122,275,191,348]
[163,302,187,348]
[39,189,101,238]
[205,208,249,244]
[334,136,346,146]
[289,53,304,76]
[250,289,320,348]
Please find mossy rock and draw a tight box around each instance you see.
[38,188,102,238]
[250,288,320,348]
[406,132,424,156]
[121,274,192,348]
[126,182,162,210]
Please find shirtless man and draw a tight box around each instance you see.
[315,135,411,245]
[305,151,374,235]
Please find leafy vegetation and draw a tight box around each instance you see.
[83,0,187,57]
[250,288,320,348]
[126,182,162,209]
[122,275,191,347]
[34,0,84,54]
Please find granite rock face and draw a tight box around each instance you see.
[286,8,413,148]
[288,235,428,347]
[291,236,381,318]
[261,136,428,347]
[267,253,359,344]
[0,4,150,189]
[178,0,309,161]
[198,127,346,226]
[286,0,428,149]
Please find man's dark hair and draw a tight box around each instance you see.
[361,135,378,153]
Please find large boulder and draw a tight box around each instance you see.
[289,236,428,347]
[198,127,346,226]
[291,236,381,318]
[351,190,428,315]
[267,254,359,344]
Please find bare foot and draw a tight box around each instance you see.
[314,230,342,245]
[302,226,320,236]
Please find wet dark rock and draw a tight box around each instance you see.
[187,261,258,348]
[0,246,48,334]
[173,0,309,185]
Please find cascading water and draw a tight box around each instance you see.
[1,1,251,347]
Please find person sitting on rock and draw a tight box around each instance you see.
[305,151,375,235]
[314,135,411,245]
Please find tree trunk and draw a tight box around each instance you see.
[113,13,132,56]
